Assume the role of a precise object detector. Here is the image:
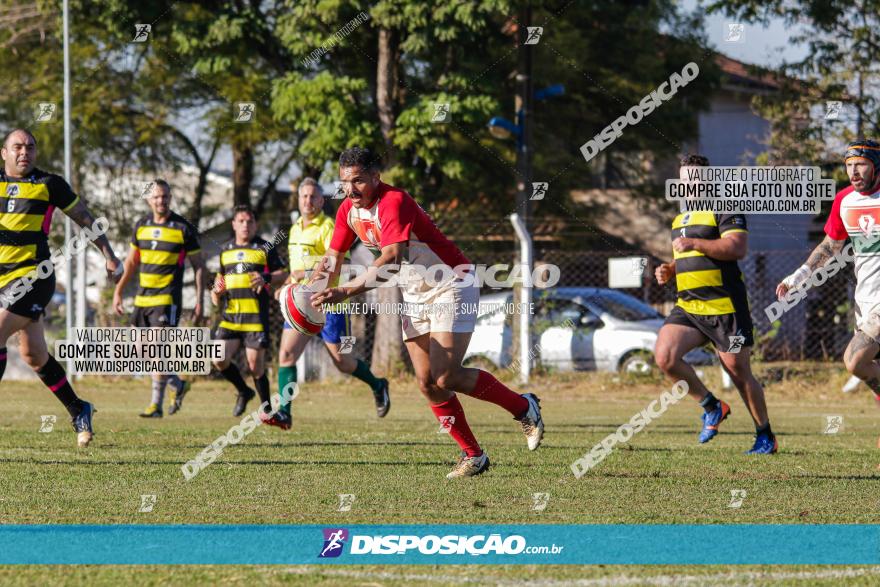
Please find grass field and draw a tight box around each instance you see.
[1,364,879,584]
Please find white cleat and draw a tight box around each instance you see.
[518,393,544,451]
[446,451,490,479]
[842,375,862,393]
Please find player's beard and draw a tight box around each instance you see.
[853,170,878,193]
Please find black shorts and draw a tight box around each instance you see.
[132,305,180,328]
[664,305,754,353]
[213,326,270,349]
[1,273,55,321]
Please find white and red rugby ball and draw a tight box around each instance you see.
[279,284,325,336]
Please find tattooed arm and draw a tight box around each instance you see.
[804,235,846,271]
[776,235,846,300]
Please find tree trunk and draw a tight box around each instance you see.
[376,27,399,165]
[371,26,405,374]
[190,168,208,230]
[188,136,220,229]
[232,142,254,207]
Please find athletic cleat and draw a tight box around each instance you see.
[516,393,544,450]
[842,375,862,393]
[72,401,95,448]
[167,380,191,415]
[746,432,778,455]
[446,451,490,479]
[139,403,163,418]
[232,388,256,417]
[261,410,292,431]
[373,378,391,418]
[698,400,730,443]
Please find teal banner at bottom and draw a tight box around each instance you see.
[0,524,877,565]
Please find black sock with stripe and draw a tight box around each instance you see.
[0,347,6,382]
[37,356,82,417]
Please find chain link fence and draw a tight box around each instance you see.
[537,249,852,362]
[293,240,854,377]
[84,217,854,382]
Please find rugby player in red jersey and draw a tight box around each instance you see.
[310,147,543,478]
[779,140,880,404]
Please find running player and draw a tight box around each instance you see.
[112,179,206,417]
[210,205,288,426]
[310,147,543,479]
[0,128,123,447]
[654,154,777,454]
[276,177,390,422]
[778,140,880,403]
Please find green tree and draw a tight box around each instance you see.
[708,0,880,170]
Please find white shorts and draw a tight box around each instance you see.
[400,281,479,340]
[855,300,880,342]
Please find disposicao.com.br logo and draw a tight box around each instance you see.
[318,528,563,557]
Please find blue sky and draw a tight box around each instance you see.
[684,0,808,67]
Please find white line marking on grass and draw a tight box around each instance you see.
[281,566,880,586]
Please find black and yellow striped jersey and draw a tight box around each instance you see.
[218,237,283,332]
[0,169,79,289]
[130,212,201,308]
[672,211,749,315]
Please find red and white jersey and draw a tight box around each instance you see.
[330,183,471,302]
[825,184,880,310]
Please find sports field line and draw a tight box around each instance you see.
[280,565,880,586]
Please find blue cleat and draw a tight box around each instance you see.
[72,401,95,448]
[698,400,730,443]
[746,431,778,454]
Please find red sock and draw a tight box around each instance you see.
[430,395,481,457]
[469,370,528,417]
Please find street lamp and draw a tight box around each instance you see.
[487,84,565,144]
[487,116,520,141]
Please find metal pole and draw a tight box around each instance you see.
[516,1,533,231]
[510,214,532,384]
[76,235,86,333]
[63,0,74,374]
[512,3,534,384]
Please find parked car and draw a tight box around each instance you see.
[464,287,715,373]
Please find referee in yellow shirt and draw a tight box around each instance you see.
[276,178,389,422]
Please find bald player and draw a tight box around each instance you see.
[0,128,123,447]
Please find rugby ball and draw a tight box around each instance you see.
[279,284,325,336]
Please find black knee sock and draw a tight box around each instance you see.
[220,365,252,396]
[0,347,6,382]
[37,356,82,417]
[699,392,720,413]
[254,374,271,407]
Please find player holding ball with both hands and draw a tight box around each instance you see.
[308,147,544,479]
